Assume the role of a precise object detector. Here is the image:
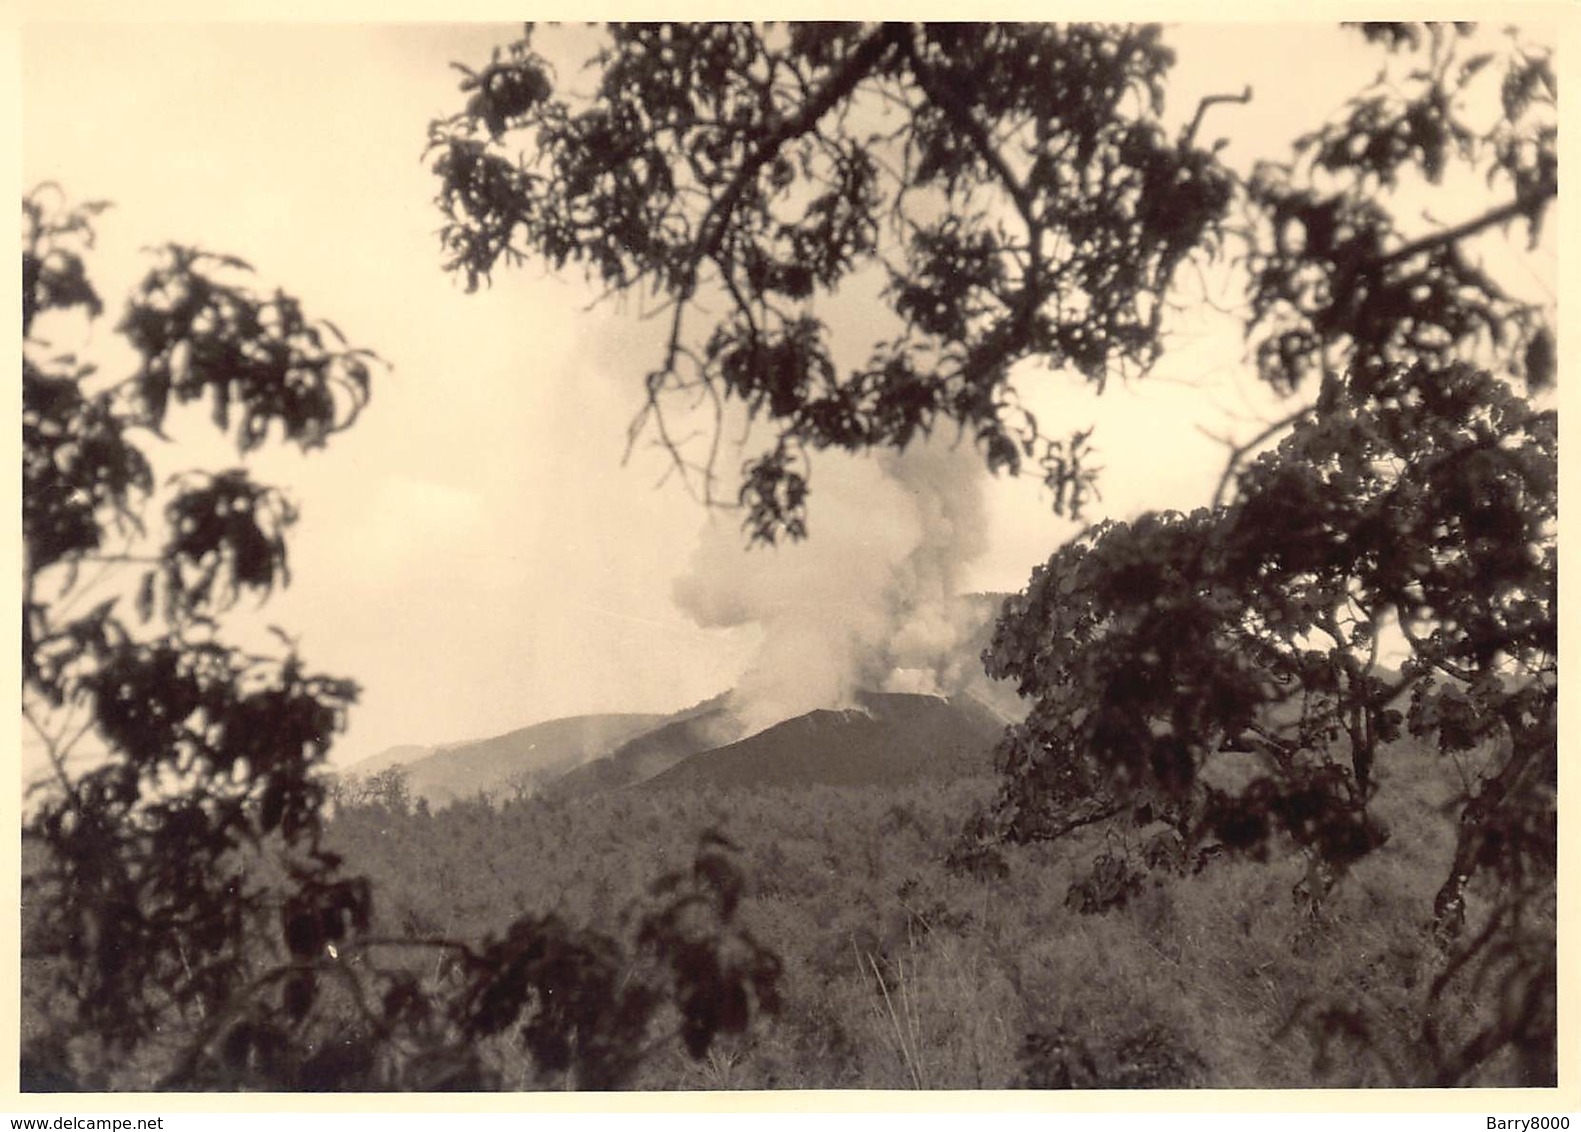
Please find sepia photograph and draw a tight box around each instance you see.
[15,9,1564,1104]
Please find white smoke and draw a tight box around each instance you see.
[672,438,990,736]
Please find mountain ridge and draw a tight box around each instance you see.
[345,711,669,805]
[344,593,1024,806]
[640,690,1004,792]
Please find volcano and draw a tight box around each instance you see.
[542,693,743,801]
[344,590,1023,807]
[638,691,1006,792]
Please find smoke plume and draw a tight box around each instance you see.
[673,439,990,736]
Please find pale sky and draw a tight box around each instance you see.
[19,18,1558,766]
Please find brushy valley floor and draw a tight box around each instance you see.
[305,736,1541,1090]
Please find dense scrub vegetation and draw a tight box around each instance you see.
[317,733,1539,1089]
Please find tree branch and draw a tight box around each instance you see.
[1016,795,1124,844]
[899,31,1036,225]
[21,698,84,805]
[1180,85,1252,151]
[1374,189,1555,272]
[690,25,902,282]
[1210,405,1314,510]
[629,25,903,508]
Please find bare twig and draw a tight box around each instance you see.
[1181,85,1253,150]
[1374,191,1554,272]
[1210,405,1315,510]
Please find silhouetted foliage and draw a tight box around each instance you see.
[979,25,1556,1085]
[430,21,1556,1086]
[22,184,376,1081]
[156,828,778,1091]
[21,188,779,1091]
[429,22,1241,543]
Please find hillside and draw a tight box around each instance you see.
[345,593,1025,807]
[641,691,1004,791]
[545,694,741,800]
[345,743,435,777]
[353,712,668,806]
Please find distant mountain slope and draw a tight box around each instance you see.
[545,694,741,801]
[354,713,668,806]
[640,691,1004,792]
[342,593,1025,806]
[345,743,435,777]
